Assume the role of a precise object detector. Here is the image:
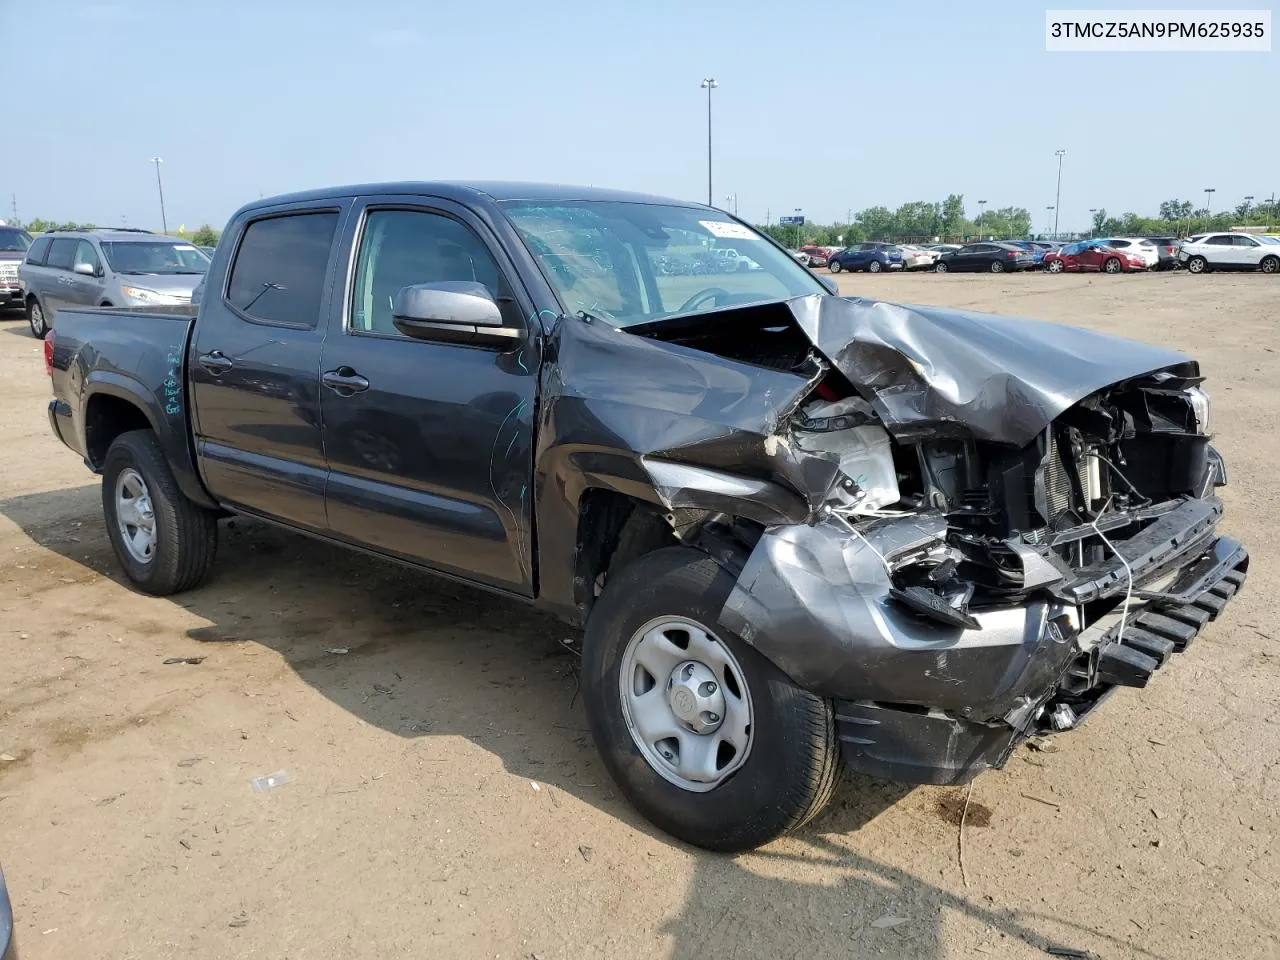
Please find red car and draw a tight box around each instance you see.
[1044,241,1148,274]
[799,245,830,267]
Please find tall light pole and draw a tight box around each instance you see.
[1053,149,1066,238]
[700,78,718,207]
[723,193,738,216]
[977,199,987,236]
[1088,208,1098,238]
[1204,187,1215,220]
[150,157,168,234]
[1046,205,1055,236]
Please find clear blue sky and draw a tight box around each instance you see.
[5,0,1275,232]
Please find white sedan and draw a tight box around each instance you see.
[1093,237,1160,268]
[1178,233,1280,274]
[899,244,940,270]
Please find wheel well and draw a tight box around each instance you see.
[574,490,677,620]
[84,395,152,469]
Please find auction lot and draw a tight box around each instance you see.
[1,272,1276,959]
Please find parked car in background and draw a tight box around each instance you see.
[1092,237,1159,269]
[933,242,1035,273]
[924,243,962,254]
[790,250,811,266]
[798,245,831,267]
[1044,241,1147,274]
[0,225,33,311]
[828,242,904,273]
[899,244,940,270]
[0,862,15,960]
[198,245,217,258]
[42,179,1247,852]
[1145,237,1180,270]
[20,229,212,337]
[1006,241,1046,265]
[1178,233,1280,274]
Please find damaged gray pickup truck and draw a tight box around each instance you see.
[45,183,1247,852]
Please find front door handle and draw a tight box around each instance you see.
[198,350,233,375]
[322,367,370,395]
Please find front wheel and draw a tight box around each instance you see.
[1261,256,1279,275]
[934,261,948,273]
[1187,256,1208,274]
[1047,259,1064,273]
[989,260,1005,273]
[867,260,882,273]
[828,260,842,273]
[1104,257,1123,274]
[102,430,219,595]
[582,547,838,852]
[27,297,47,338]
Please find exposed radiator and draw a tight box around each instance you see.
[1044,431,1097,518]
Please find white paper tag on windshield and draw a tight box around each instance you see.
[174,244,197,251]
[699,220,755,240]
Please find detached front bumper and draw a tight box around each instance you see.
[719,497,1247,786]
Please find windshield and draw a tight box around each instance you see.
[1257,235,1280,245]
[0,229,32,252]
[500,200,826,327]
[101,241,210,275]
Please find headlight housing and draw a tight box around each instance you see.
[121,285,182,305]
[1185,386,1211,435]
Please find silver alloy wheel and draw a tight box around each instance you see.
[1047,259,1064,273]
[1105,257,1122,274]
[1188,257,1206,274]
[1262,257,1279,274]
[619,616,754,792]
[114,467,157,564]
[935,261,947,272]
[868,260,882,273]
[29,301,45,337]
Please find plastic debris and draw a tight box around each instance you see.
[870,915,910,929]
[177,757,204,768]
[326,648,349,655]
[163,656,205,665]
[229,911,249,928]
[0,754,16,762]
[1045,948,1091,959]
[250,771,290,792]
[578,845,593,863]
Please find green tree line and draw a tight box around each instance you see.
[753,194,1280,247]
[18,219,221,247]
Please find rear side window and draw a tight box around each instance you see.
[26,236,52,264]
[226,212,339,327]
[46,238,78,270]
[1206,235,1233,246]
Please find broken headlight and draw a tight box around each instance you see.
[1185,386,1211,435]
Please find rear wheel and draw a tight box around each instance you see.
[102,430,218,595]
[828,260,842,273]
[989,260,1005,273]
[1187,256,1208,274]
[867,260,882,273]
[27,297,47,338]
[1104,257,1123,274]
[582,547,838,852]
[1261,256,1279,275]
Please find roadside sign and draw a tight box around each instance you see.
[778,215,805,226]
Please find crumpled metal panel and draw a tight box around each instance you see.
[719,514,1077,715]
[785,294,1194,446]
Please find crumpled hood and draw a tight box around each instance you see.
[786,294,1194,446]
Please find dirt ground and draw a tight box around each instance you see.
[1,271,1277,960]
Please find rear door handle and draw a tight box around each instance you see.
[197,350,233,375]
[322,367,370,395]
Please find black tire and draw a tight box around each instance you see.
[581,547,839,852]
[934,261,948,273]
[1261,256,1279,275]
[27,297,47,338]
[101,430,218,595]
[1047,259,1064,273]
[989,259,1005,273]
[828,259,842,273]
[1187,256,1208,274]
[1104,257,1123,274]
[867,260,882,273]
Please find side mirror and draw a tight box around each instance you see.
[73,262,97,276]
[391,281,522,347]
[818,276,838,295]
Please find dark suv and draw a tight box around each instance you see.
[1147,237,1180,271]
[827,242,904,273]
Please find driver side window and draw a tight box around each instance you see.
[73,240,101,274]
[350,209,511,336]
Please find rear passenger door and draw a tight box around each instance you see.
[188,203,349,532]
[317,198,540,595]
[1203,235,1234,265]
[41,237,79,316]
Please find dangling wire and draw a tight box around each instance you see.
[1088,497,1135,645]
[834,514,894,577]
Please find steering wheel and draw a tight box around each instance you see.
[678,287,731,314]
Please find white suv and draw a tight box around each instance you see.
[1093,237,1159,269]
[1179,233,1280,274]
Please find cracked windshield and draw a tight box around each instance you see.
[502,200,824,326]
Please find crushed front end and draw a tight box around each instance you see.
[630,295,1248,786]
